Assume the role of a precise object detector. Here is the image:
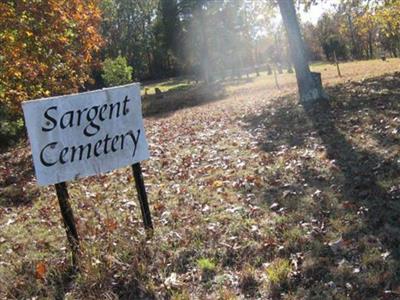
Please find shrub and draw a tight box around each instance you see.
[101,56,133,87]
[0,1,103,113]
[0,104,24,148]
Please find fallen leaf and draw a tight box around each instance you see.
[212,180,223,189]
[105,219,118,232]
[35,262,46,280]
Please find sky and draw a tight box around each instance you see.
[299,0,340,24]
[253,0,342,39]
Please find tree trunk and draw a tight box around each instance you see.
[198,7,210,84]
[277,0,328,103]
[347,13,360,59]
[368,31,374,59]
[146,50,153,78]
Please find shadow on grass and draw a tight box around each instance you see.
[113,277,156,300]
[158,77,194,88]
[48,266,79,300]
[6,264,78,300]
[243,73,400,298]
[142,82,227,118]
[0,147,37,207]
[219,76,255,86]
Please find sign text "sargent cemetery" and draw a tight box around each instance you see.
[23,83,149,186]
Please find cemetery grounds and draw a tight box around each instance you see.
[0,59,400,299]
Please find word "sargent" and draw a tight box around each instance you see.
[42,96,131,137]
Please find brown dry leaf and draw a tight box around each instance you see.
[104,219,118,232]
[212,180,223,189]
[153,202,165,212]
[35,262,46,280]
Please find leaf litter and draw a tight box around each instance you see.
[0,61,399,298]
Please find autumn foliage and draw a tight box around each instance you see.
[0,0,103,113]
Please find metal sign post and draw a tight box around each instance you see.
[54,182,79,268]
[132,163,153,230]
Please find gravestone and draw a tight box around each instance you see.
[155,88,163,99]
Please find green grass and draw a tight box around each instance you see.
[141,78,196,95]
[197,258,216,272]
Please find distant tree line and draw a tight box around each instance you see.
[98,0,276,83]
[98,0,400,83]
[1,0,400,115]
[302,0,400,62]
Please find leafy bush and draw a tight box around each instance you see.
[101,56,133,87]
[0,1,103,113]
[0,104,24,148]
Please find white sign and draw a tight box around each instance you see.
[22,83,149,186]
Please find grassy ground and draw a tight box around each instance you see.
[0,59,399,299]
[141,78,196,96]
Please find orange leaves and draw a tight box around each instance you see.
[0,0,103,113]
[58,36,69,44]
[13,71,22,79]
[87,25,96,34]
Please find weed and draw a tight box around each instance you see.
[239,265,259,297]
[197,258,216,272]
[217,288,237,300]
[266,258,292,286]
[283,227,305,251]
[197,258,217,282]
[171,290,190,300]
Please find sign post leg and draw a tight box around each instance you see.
[132,163,153,231]
[54,182,80,268]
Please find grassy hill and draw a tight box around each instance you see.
[0,59,399,299]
